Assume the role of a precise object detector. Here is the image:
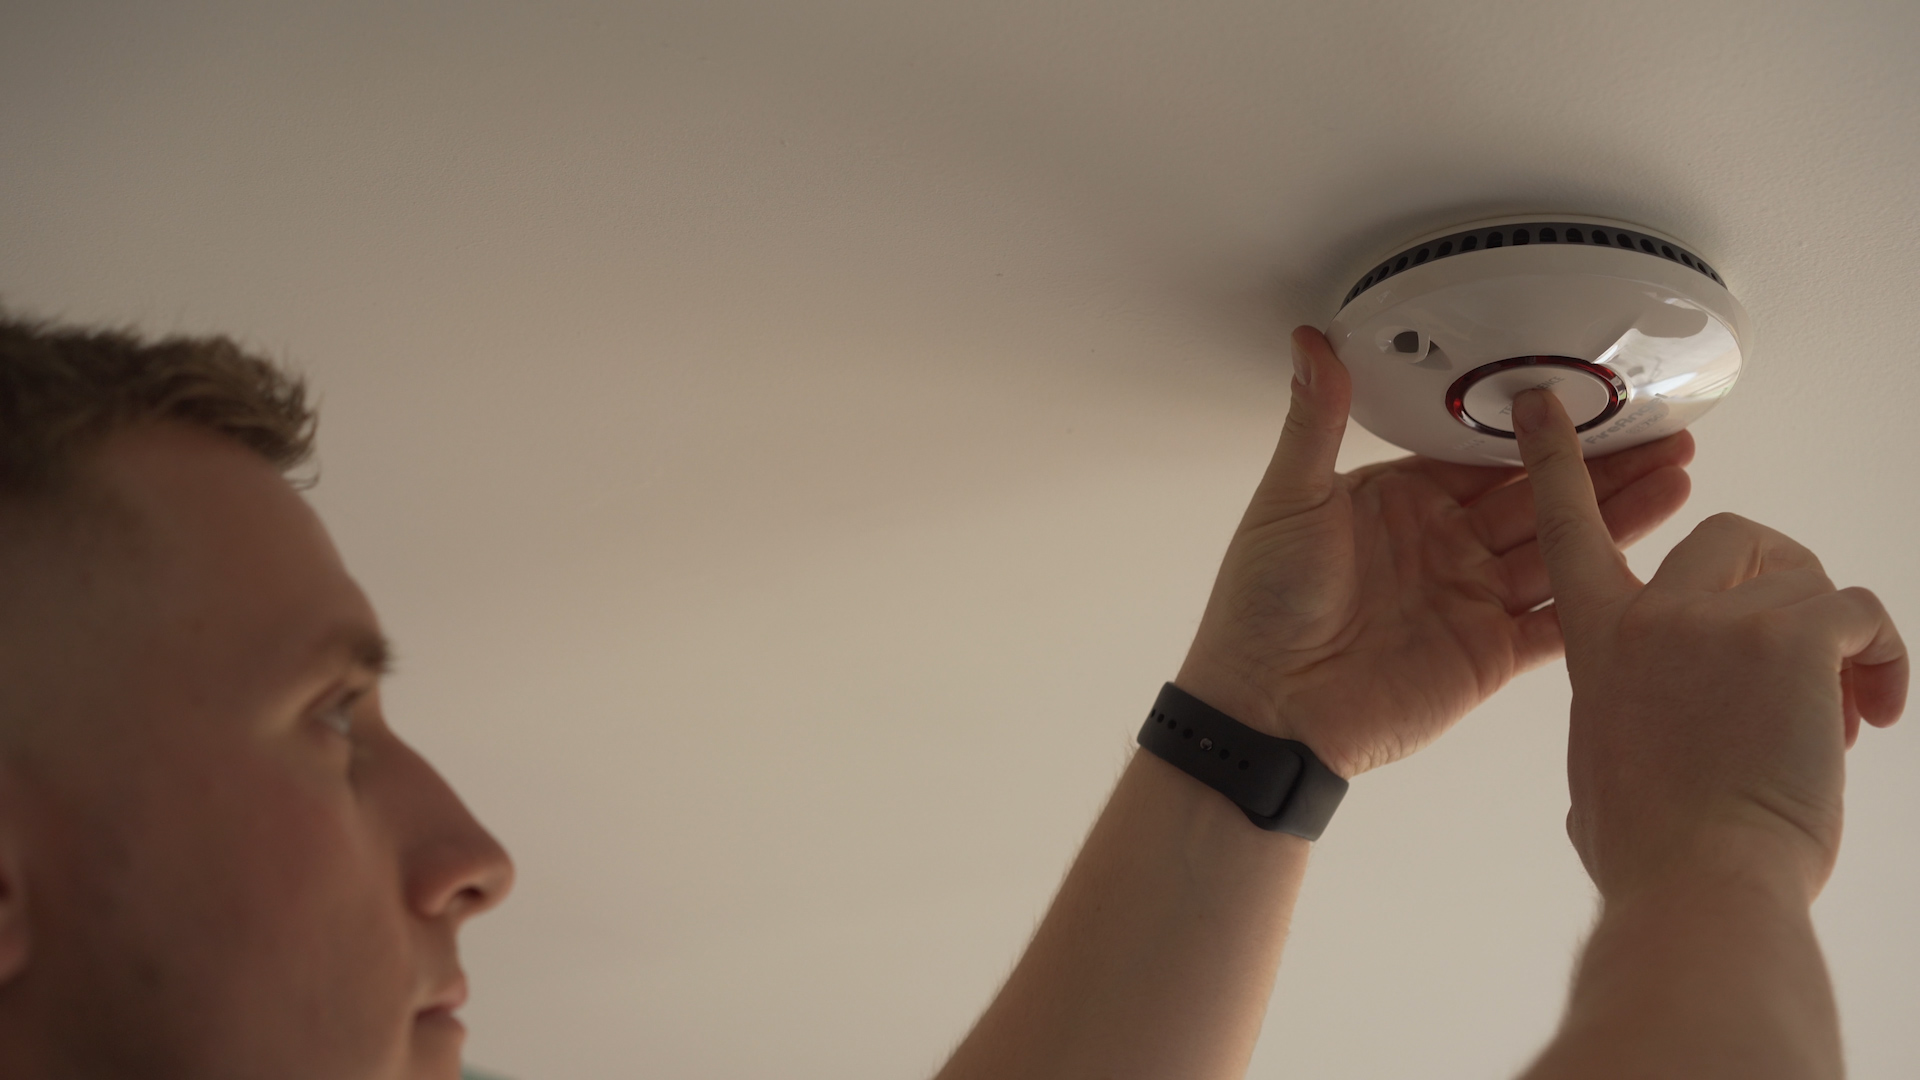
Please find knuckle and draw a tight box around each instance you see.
[1740,607,1810,657]
[1697,511,1756,537]
[1279,402,1317,441]
[1778,534,1826,577]
[1534,505,1591,553]
[1838,584,1881,611]
[1763,565,1832,598]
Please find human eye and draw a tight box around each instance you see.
[316,688,368,739]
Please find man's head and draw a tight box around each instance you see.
[0,307,513,1078]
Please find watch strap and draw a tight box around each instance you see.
[1137,682,1348,840]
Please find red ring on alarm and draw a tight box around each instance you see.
[1444,356,1629,440]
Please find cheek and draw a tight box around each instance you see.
[100,744,420,1075]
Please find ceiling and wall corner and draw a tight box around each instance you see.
[3,1,1917,1076]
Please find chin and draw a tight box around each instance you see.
[407,1010,468,1080]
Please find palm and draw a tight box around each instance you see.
[1187,439,1692,778]
[1270,459,1552,775]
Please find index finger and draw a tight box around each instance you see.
[1511,389,1642,614]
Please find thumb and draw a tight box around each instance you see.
[1254,326,1353,511]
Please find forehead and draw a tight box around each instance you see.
[87,423,378,694]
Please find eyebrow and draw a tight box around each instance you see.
[316,623,395,679]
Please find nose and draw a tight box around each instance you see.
[388,736,516,923]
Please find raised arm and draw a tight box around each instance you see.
[1509,388,1909,1080]
[935,329,1697,1080]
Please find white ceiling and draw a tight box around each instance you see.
[5,1,1918,1076]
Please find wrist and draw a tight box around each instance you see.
[1172,657,1353,778]
[1172,657,1286,736]
[1540,850,1839,1080]
[1592,824,1823,912]
[1128,748,1314,857]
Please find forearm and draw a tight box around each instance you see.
[934,748,1311,1080]
[1521,869,1841,1080]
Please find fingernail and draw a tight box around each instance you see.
[1291,339,1313,389]
[1512,390,1546,434]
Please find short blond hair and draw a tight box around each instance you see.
[0,302,316,497]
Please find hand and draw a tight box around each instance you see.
[1176,326,1696,778]
[1510,387,1909,901]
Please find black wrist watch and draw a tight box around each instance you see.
[1136,682,1348,841]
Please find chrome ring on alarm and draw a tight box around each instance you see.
[1444,356,1631,440]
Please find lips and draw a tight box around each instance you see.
[416,973,469,1018]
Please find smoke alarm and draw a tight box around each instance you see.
[1325,214,1751,466]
